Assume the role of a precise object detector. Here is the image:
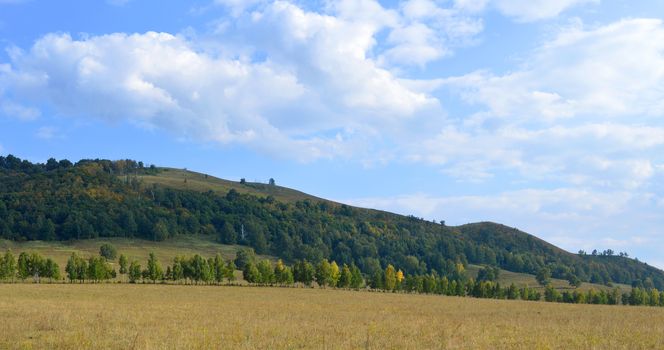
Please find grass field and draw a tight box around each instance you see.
[1,284,663,349]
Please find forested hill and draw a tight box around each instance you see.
[1,155,663,289]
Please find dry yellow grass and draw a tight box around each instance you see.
[1,284,663,349]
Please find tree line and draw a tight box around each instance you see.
[2,247,664,308]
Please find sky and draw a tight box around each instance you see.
[1,0,663,267]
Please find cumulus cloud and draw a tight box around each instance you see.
[0,30,435,161]
[446,19,664,120]
[427,18,664,187]
[0,1,492,161]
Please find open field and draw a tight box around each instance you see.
[1,284,663,349]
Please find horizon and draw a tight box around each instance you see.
[1,1,663,268]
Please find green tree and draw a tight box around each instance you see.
[272,260,294,285]
[257,260,274,284]
[213,254,226,284]
[146,252,163,283]
[224,260,236,282]
[99,243,118,260]
[219,221,237,244]
[294,260,315,286]
[44,258,60,282]
[118,254,128,275]
[171,257,184,283]
[350,264,363,289]
[65,253,88,283]
[128,260,142,283]
[17,252,29,280]
[544,285,562,302]
[315,260,332,288]
[338,264,352,288]
[370,270,384,290]
[152,221,169,241]
[234,249,255,269]
[0,250,16,281]
[536,267,552,286]
[384,264,397,291]
[567,274,582,288]
[87,256,113,282]
[507,283,520,300]
[243,261,261,283]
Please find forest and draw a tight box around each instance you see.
[1,154,663,290]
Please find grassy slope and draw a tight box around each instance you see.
[466,265,631,293]
[139,168,331,204]
[0,236,275,273]
[2,284,664,349]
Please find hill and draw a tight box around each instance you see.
[0,154,662,289]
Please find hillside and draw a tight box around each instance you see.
[1,154,662,289]
[0,235,265,272]
[140,167,330,204]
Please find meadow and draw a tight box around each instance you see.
[1,283,663,349]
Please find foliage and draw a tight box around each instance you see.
[99,243,118,260]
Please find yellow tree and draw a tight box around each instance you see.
[328,261,340,287]
[384,264,397,291]
[396,269,404,290]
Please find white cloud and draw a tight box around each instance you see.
[491,0,599,22]
[446,19,664,120]
[0,1,450,161]
[427,18,664,188]
[1,100,40,120]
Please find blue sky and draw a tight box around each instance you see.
[1,0,664,267]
